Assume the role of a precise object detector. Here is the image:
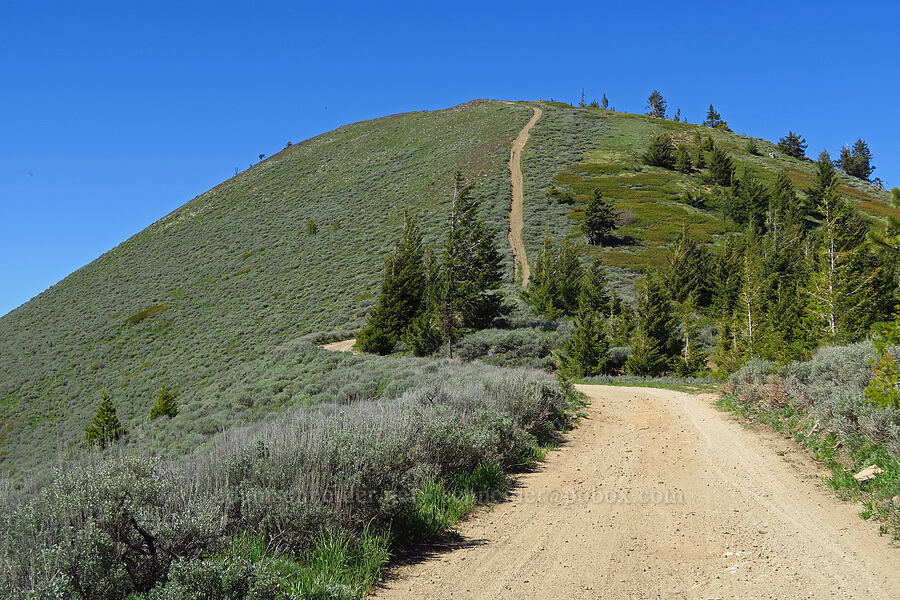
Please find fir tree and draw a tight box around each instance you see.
[770,170,802,227]
[645,90,667,119]
[149,385,178,420]
[805,191,890,344]
[703,104,722,128]
[402,311,443,357]
[868,187,900,256]
[523,238,583,317]
[582,189,618,245]
[664,226,710,305]
[731,168,770,230]
[675,293,707,376]
[440,171,505,330]
[777,131,807,158]
[357,211,426,354]
[601,93,609,110]
[578,257,613,315]
[674,145,693,173]
[609,299,637,346]
[624,333,668,376]
[85,392,127,450]
[643,134,676,169]
[560,310,610,379]
[802,150,837,224]
[632,275,680,371]
[836,138,875,180]
[706,142,734,186]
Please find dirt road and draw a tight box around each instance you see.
[374,385,899,599]
[507,106,541,287]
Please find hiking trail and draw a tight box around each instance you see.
[507,106,541,287]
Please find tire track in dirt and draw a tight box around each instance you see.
[373,385,899,599]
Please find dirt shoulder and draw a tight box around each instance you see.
[373,384,899,599]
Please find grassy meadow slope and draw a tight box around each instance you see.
[0,100,532,478]
[520,102,894,296]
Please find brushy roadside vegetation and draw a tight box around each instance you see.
[721,343,900,539]
[0,363,578,599]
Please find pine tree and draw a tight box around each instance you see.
[868,187,900,256]
[582,189,618,245]
[673,108,682,123]
[578,257,613,315]
[802,150,837,224]
[703,104,722,128]
[706,142,734,186]
[523,238,583,317]
[631,275,680,374]
[664,226,710,305]
[675,293,706,376]
[439,171,505,330]
[624,333,668,376]
[731,168,770,229]
[85,392,127,450]
[609,299,636,346]
[805,190,889,344]
[149,385,178,420]
[643,134,676,169]
[836,138,875,180]
[645,90,667,119]
[402,311,443,357]
[777,131,807,158]
[560,310,610,379]
[357,211,426,354]
[601,93,609,110]
[770,170,802,227]
[736,253,768,358]
[674,145,693,173]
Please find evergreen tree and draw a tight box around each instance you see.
[609,299,636,346]
[777,131,808,158]
[674,145,693,173]
[601,93,609,110]
[805,191,890,344]
[645,90,667,119]
[85,392,127,450]
[643,134,676,169]
[402,311,443,357]
[523,238,583,317]
[868,187,900,257]
[357,211,426,354]
[802,150,837,223]
[560,310,610,379]
[624,333,668,376]
[664,226,710,305]
[578,257,613,315]
[149,385,178,420]
[582,189,618,245]
[673,108,682,123]
[632,275,680,371]
[706,142,734,186]
[836,138,875,180]
[440,171,505,330]
[731,168,770,229]
[703,104,722,128]
[770,171,802,227]
[674,293,707,376]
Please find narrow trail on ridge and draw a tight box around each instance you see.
[507,105,541,287]
[373,385,899,599]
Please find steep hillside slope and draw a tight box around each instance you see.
[0,100,531,477]
[519,102,894,295]
[1,99,894,480]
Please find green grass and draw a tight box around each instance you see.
[0,100,533,479]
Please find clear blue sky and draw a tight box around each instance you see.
[2,0,898,316]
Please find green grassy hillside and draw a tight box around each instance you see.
[1,98,894,480]
[520,102,894,295]
[0,100,532,478]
